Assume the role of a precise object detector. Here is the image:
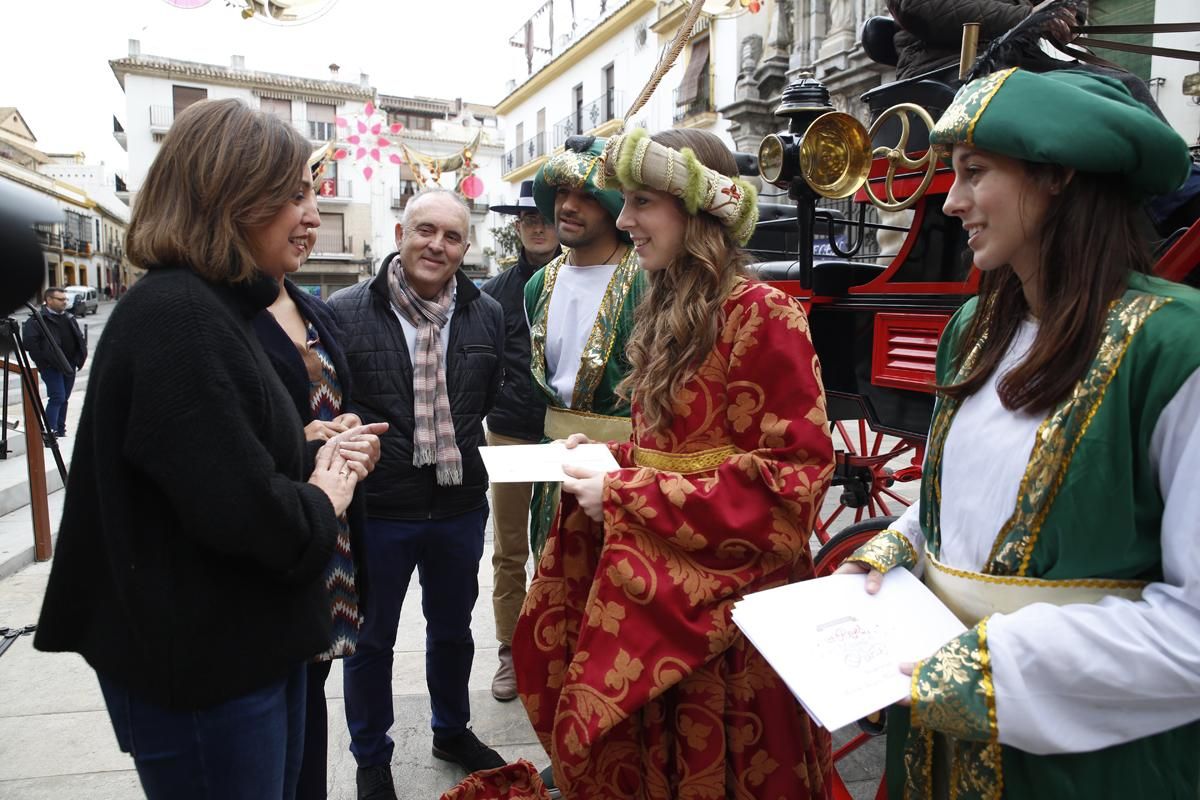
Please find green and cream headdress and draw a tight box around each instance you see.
[601,128,759,245]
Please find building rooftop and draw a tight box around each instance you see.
[109,52,376,100]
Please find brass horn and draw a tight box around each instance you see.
[798,112,872,200]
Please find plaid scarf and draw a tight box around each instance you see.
[387,258,462,485]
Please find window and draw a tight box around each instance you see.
[307,102,335,141]
[603,63,615,120]
[317,159,340,197]
[675,36,711,119]
[572,84,584,136]
[172,85,208,118]
[261,97,292,123]
[315,212,344,253]
[388,112,433,131]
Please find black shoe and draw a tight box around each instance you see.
[431,728,506,772]
[356,764,398,800]
[539,764,563,800]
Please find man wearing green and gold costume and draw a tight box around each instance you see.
[524,137,646,555]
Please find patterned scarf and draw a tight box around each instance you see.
[387,258,462,485]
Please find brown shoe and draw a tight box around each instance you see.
[491,644,517,702]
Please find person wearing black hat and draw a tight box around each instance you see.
[480,180,560,703]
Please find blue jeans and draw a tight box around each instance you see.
[98,665,306,800]
[343,506,488,767]
[40,367,75,435]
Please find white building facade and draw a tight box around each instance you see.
[493,0,771,201]
[0,107,133,296]
[110,41,504,295]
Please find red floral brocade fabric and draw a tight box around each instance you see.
[447,280,835,800]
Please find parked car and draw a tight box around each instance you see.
[63,285,98,316]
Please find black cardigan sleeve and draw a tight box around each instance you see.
[122,293,338,583]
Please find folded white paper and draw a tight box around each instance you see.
[732,569,966,732]
[478,442,622,483]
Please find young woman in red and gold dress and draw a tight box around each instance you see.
[505,127,836,800]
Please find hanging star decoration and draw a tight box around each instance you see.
[332,101,402,182]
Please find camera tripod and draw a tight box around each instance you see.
[0,307,68,484]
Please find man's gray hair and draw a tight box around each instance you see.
[400,187,471,232]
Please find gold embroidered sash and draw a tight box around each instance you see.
[924,551,1146,627]
[543,406,632,443]
[633,445,736,474]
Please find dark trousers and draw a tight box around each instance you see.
[98,664,306,800]
[296,659,333,800]
[343,506,487,768]
[40,366,75,435]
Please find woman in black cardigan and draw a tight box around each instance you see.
[34,99,385,800]
[254,270,370,800]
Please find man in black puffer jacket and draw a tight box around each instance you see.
[328,189,507,799]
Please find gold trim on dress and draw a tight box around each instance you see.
[846,529,919,574]
[632,444,736,474]
[544,406,632,443]
[984,294,1171,575]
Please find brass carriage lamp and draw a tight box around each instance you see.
[757,74,871,198]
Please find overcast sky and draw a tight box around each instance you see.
[4,0,543,174]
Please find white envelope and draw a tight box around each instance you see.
[732,569,966,732]
[478,442,622,483]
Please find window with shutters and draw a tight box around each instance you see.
[315,212,345,253]
[674,35,711,122]
[261,97,292,123]
[172,85,208,119]
[307,102,336,141]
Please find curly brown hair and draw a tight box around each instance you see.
[618,129,751,433]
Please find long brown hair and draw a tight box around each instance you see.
[127,98,311,283]
[941,166,1151,411]
[618,129,749,433]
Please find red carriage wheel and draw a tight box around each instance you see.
[815,420,923,545]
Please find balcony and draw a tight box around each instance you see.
[307,120,336,141]
[62,237,92,256]
[34,229,63,249]
[503,132,549,175]
[673,85,714,124]
[149,105,173,133]
[317,178,352,202]
[391,189,416,210]
[553,90,622,148]
[313,229,349,255]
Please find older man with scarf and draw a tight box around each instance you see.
[328,188,507,800]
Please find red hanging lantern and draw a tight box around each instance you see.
[460,174,484,199]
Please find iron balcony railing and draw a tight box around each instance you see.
[391,189,416,210]
[317,178,353,199]
[672,85,714,124]
[503,131,549,174]
[553,89,622,148]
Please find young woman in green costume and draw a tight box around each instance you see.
[839,67,1200,799]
